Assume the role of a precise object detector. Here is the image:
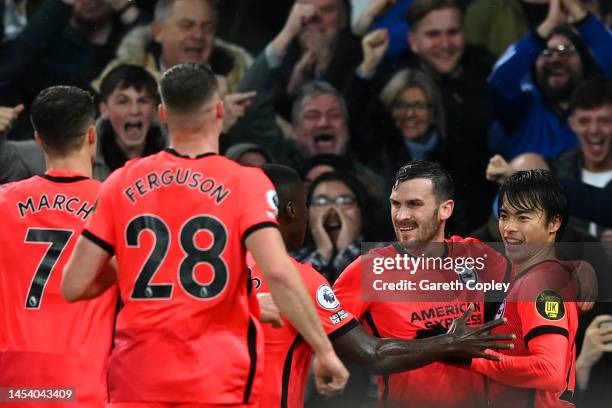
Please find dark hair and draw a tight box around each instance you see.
[260,164,303,216]
[300,154,355,180]
[393,160,454,202]
[498,170,568,237]
[406,0,465,27]
[569,76,612,113]
[99,64,159,103]
[160,63,218,113]
[30,86,95,155]
[307,171,380,240]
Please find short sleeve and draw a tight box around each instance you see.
[299,262,357,339]
[82,171,120,255]
[333,257,370,319]
[238,168,279,243]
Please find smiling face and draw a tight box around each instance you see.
[154,0,216,69]
[498,200,560,265]
[390,178,451,247]
[391,86,433,142]
[294,93,349,157]
[408,7,465,76]
[536,34,583,103]
[100,86,156,155]
[570,104,612,172]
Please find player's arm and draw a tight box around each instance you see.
[246,227,349,397]
[334,305,513,374]
[471,333,569,392]
[61,235,116,302]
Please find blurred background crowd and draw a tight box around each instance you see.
[0,0,611,406]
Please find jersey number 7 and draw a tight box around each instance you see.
[127,214,228,300]
[24,228,74,309]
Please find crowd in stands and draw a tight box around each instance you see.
[1,0,611,406]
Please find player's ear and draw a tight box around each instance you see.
[33,131,43,147]
[438,199,454,222]
[286,201,296,220]
[87,124,97,146]
[159,104,167,124]
[548,215,562,235]
[216,99,225,119]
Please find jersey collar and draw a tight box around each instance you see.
[42,170,89,183]
[165,148,217,159]
[392,241,449,258]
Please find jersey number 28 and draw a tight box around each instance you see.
[126,215,228,300]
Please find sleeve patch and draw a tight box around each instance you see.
[535,290,565,321]
[329,309,349,325]
[316,284,340,310]
[266,189,279,219]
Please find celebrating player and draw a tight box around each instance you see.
[62,63,348,407]
[471,170,581,407]
[0,86,117,407]
[251,164,513,408]
[333,160,513,407]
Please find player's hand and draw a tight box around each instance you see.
[377,304,514,360]
[444,304,515,361]
[572,261,597,313]
[257,292,284,328]
[312,349,350,397]
[358,28,389,77]
[0,104,24,136]
[309,205,334,262]
[486,154,512,184]
[221,91,256,133]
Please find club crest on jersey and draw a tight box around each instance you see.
[316,285,340,310]
[266,190,279,219]
[536,290,565,321]
[458,266,477,286]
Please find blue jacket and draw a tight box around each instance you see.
[488,14,612,159]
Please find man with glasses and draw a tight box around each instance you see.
[488,0,612,160]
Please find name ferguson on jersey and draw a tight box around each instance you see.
[17,194,95,220]
[123,168,230,205]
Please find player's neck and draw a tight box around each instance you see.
[169,133,219,158]
[44,154,93,178]
[514,244,556,275]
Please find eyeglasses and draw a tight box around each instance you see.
[311,195,357,208]
[541,44,576,58]
[391,100,431,113]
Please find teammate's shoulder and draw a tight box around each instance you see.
[0,175,43,196]
[447,235,481,244]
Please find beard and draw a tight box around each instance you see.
[537,63,582,103]
[397,208,443,248]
